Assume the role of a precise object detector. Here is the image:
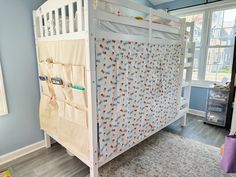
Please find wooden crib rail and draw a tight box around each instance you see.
[35,0,85,38]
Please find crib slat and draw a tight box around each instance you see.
[39,15,44,37]
[61,6,66,34]
[55,9,60,35]
[44,14,48,37]
[77,0,83,31]
[48,11,53,36]
[84,0,88,32]
[68,3,74,33]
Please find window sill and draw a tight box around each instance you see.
[191,80,216,88]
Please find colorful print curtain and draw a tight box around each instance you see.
[96,39,183,161]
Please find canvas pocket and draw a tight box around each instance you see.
[58,104,89,157]
[39,95,64,136]
[52,64,65,100]
[71,66,87,108]
[62,65,73,102]
[39,62,54,96]
[64,104,87,128]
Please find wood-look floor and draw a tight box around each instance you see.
[0,144,90,177]
[0,114,229,177]
[164,114,229,147]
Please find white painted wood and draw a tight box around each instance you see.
[95,10,179,35]
[68,3,74,33]
[77,0,83,31]
[38,32,87,41]
[0,61,8,116]
[84,0,99,176]
[61,6,66,34]
[39,15,44,37]
[179,22,195,122]
[0,140,45,165]
[181,114,187,127]
[37,0,77,15]
[103,0,180,22]
[55,9,60,35]
[176,18,186,112]
[44,132,51,148]
[96,31,180,44]
[44,14,48,37]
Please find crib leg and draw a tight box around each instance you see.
[90,165,99,177]
[44,132,51,148]
[181,114,187,127]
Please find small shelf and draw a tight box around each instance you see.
[208,98,228,104]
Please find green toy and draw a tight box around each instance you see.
[72,85,86,91]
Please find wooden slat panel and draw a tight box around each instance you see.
[77,0,83,31]
[68,3,74,33]
[48,11,53,36]
[55,9,60,35]
[44,14,48,37]
[95,10,180,35]
[61,6,66,34]
[39,15,44,37]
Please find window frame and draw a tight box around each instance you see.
[170,1,236,87]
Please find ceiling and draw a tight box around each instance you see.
[148,0,176,6]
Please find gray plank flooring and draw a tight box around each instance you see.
[164,113,229,147]
[0,144,89,177]
[0,114,229,176]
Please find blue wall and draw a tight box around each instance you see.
[155,0,220,11]
[0,0,45,155]
[189,87,208,112]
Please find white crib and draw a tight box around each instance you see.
[33,0,186,176]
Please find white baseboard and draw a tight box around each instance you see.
[188,109,206,118]
[0,140,45,166]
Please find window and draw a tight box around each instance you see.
[180,6,236,84]
[206,9,236,82]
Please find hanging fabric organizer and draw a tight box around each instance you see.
[38,39,90,158]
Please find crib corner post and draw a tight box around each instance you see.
[44,132,51,148]
[90,163,99,177]
[181,114,187,127]
[84,0,99,176]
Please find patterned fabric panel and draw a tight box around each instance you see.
[96,39,183,161]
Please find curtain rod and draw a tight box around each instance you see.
[168,0,223,12]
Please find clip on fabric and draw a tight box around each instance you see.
[51,77,63,85]
[72,85,86,91]
[39,76,48,81]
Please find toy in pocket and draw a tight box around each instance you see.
[72,85,86,91]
